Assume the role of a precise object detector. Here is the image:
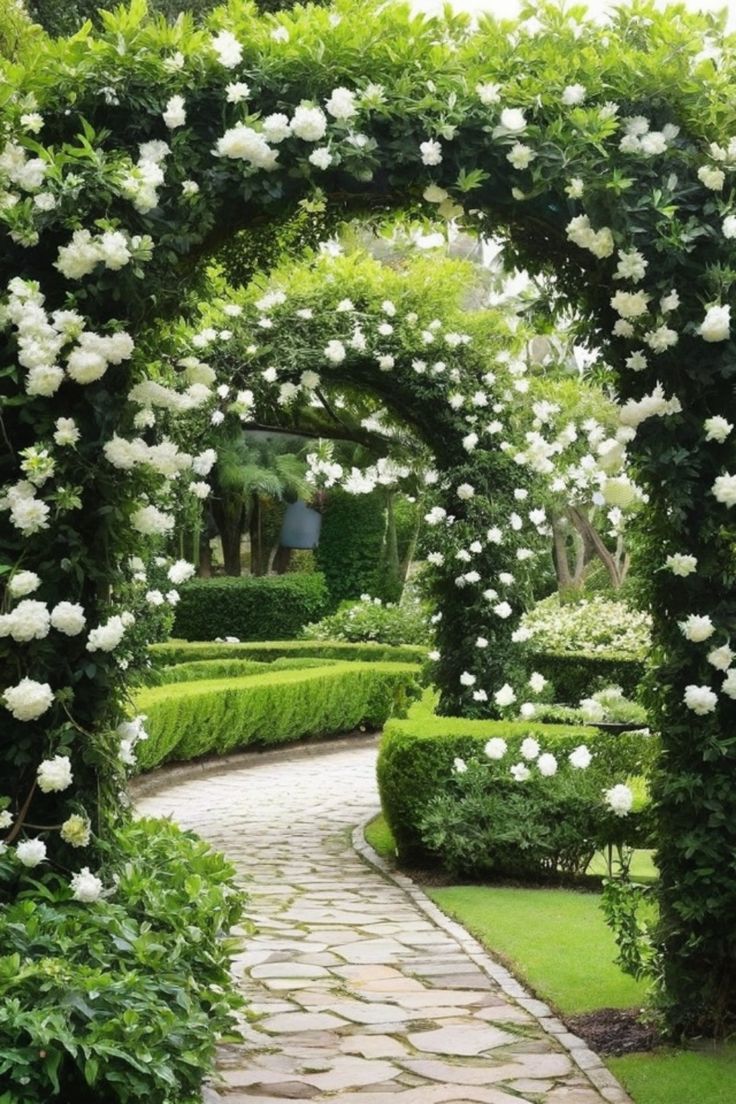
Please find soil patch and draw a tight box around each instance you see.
[568,1007,659,1056]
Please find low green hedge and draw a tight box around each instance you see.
[529,650,646,701]
[141,656,338,686]
[150,638,428,667]
[171,573,330,641]
[377,714,657,863]
[135,661,420,771]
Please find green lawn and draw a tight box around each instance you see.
[427,883,645,1015]
[363,812,736,1104]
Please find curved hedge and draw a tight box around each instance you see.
[135,660,420,771]
[141,656,337,686]
[172,574,329,641]
[529,650,646,701]
[150,639,427,667]
[377,714,657,862]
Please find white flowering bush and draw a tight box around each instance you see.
[302,593,431,646]
[522,594,651,658]
[0,0,734,1034]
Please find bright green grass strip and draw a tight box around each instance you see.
[364,813,397,859]
[427,883,647,1015]
[609,1045,736,1104]
[588,849,658,882]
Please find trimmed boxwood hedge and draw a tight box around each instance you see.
[141,656,338,686]
[171,573,329,641]
[135,660,420,771]
[529,650,646,701]
[150,638,428,667]
[377,714,657,862]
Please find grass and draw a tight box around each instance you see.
[610,1046,736,1104]
[362,812,736,1104]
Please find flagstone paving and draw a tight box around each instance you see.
[136,740,630,1104]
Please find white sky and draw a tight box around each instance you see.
[413,0,736,31]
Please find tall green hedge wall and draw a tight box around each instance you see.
[172,574,329,641]
[315,488,386,605]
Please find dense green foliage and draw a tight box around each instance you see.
[135,659,420,769]
[140,654,334,684]
[315,488,387,605]
[529,650,645,702]
[150,638,427,665]
[523,595,651,659]
[420,761,652,880]
[302,595,430,646]
[0,818,244,1104]
[377,715,656,863]
[172,573,329,640]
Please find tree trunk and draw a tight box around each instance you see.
[568,506,625,590]
[381,490,402,602]
[272,544,292,574]
[249,493,267,576]
[399,501,422,587]
[211,495,244,576]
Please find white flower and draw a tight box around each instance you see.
[325,87,357,120]
[566,177,584,198]
[226,81,250,103]
[704,416,733,443]
[698,165,725,191]
[520,736,540,760]
[494,601,513,619]
[561,83,586,105]
[602,476,637,508]
[162,94,186,129]
[211,29,243,68]
[132,505,175,536]
[8,570,40,598]
[614,249,647,282]
[700,305,730,342]
[519,702,536,719]
[484,737,507,760]
[215,124,278,169]
[569,745,592,770]
[679,614,715,643]
[722,214,736,239]
[537,752,558,776]
[60,814,91,848]
[666,553,697,577]
[457,483,475,500]
[660,290,680,313]
[51,602,86,636]
[511,762,530,782]
[494,683,516,707]
[189,481,210,499]
[324,339,346,364]
[683,684,718,715]
[16,838,47,867]
[723,670,736,699]
[476,82,501,104]
[460,670,476,686]
[499,107,526,132]
[71,867,104,902]
[37,755,73,793]
[0,810,12,829]
[271,25,289,42]
[2,600,50,642]
[708,644,734,671]
[3,678,53,721]
[487,527,502,544]
[86,615,127,653]
[453,757,468,774]
[309,147,333,170]
[181,179,199,196]
[475,636,488,648]
[713,473,736,508]
[611,290,649,319]
[605,784,633,817]
[529,672,547,694]
[420,139,443,165]
[507,142,536,170]
[53,417,80,446]
[463,433,478,452]
[291,104,328,142]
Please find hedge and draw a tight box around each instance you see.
[141,656,338,686]
[171,573,329,641]
[135,661,420,771]
[150,638,428,667]
[315,487,387,605]
[377,714,657,862]
[529,650,646,701]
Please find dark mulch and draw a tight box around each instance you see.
[567,1007,660,1056]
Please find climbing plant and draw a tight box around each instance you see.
[1,0,736,1033]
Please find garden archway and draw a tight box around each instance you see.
[2,0,736,1031]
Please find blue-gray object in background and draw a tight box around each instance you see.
[280,500,322,549]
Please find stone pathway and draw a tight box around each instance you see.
[136,740,629,1104]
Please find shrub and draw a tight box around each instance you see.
[534,686,649,726]
[150,639,428,666]
[420,759,652,880]
[529,650,646,701]
[377,715,657,864]
[0,818,244,1104]
[302,594,431,646]
[522,594,651,659]
[135,661,420,771]
[171,573,329,641]
[315,488,386,605]
[140,656,336,686]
